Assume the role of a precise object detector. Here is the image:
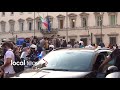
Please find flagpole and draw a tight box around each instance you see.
[47,12,48,33]
[34,12,35,37]
[66,12,68,43]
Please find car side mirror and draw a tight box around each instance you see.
[105,66,118,76]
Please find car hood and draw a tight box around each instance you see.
[12,69,91,78]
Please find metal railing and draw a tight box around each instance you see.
[40,28,58,34]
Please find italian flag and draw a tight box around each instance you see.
[40,16,48,28]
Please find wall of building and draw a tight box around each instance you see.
[0,12,120,46]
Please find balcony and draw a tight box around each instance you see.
[40,28,58,34]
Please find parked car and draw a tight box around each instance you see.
[12,48,112,78]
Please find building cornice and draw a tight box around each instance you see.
[79,35,90,37]
[94,34,105,36]
[0,20,6,24]
[68,13,77,17]
[107,32,119,36]
[107,12,118,15]
[9,19,15,23]
[57,14,65,18]
[80,12,89,17]
[18,18,25,22]
[26,17,33,21]
[45,15,53,19]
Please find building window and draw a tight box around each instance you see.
[71,19,75,28]
[94,12,104,27]
[29,22,32,30]
[26,18,33,31]
[82,17,87,27]
[108,12,117,26]
[110,37,116,45]
[9,20,15,32]
[1,21,6,32]
[2,12,5,16]
[57,14,65,29]
[37,21,41,30]
[96,16,102,26]
[10,24,14,31]
[110,15,116,26]
[96,37,101,45]
[80,12,89,28]
[21,23,24,31]
[19,22,24,31]
[36,17,42,31]
[60,20,63,29]
[68,13,77,29]
[18,19,24,31]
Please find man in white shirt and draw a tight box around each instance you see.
[0,42,15,78]
[79,39,84,46]
[67,42,72,48]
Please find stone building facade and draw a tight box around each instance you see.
[0,12,120,46]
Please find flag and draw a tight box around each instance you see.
[47,16,51,32]
[40,16,48,28]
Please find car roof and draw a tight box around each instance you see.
[53,47,112,53]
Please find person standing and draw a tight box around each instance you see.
[45,37,49,50]
[0,42,15,78]
[60,39,63,47]
[79,39,84,46]
[73,41,80,48]
[67,41,72,48]
[99,42,105,48]
[56,38,60,48]
[39,37,45,51]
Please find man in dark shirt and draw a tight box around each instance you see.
[99,48,120,71]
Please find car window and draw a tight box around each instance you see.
[101,51,114,73]
[35,50,95,72]
[93,53,105,70]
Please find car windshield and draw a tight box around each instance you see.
[35,50,94,72]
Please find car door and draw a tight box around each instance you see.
[100,51,115,72]
[92,52,106,78]
[95,51,114,78]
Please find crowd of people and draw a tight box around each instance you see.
[0,35,120,78]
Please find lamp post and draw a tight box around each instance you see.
[34,12,35,37]
[87,27,90,45]
[84,20,90,45]
[100,12,104,43]
[66,12,68,43]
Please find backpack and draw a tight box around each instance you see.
[13,54,24,73]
